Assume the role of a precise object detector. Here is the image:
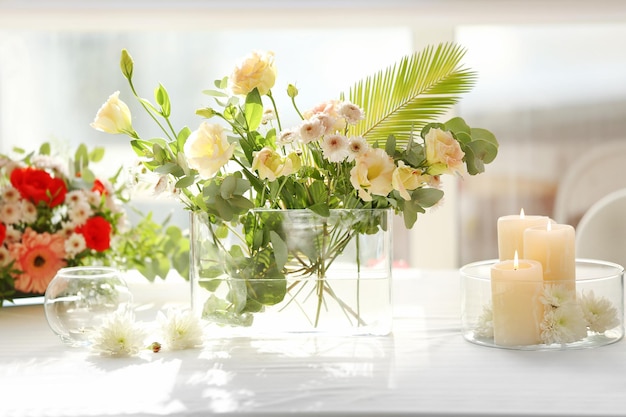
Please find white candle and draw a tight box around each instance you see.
[491,254,544,346]
[523,222,576,283]
[497,209,552,261]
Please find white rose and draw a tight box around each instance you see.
[184,122,236,179]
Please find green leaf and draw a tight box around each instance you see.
[39,142,51,155]
[175,175,196,188]
[244,88,263,131]
[89,147,106,163]
[202,89,229,97]
[308,203,330,217]
[344,43,477,147]
[270,231,288,271]
[385,134,396,156]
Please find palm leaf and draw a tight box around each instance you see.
[343,43,477,146]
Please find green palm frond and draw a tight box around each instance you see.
[343,43,476,146]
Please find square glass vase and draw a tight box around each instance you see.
[190,209,393,337]
[461,259,624,350]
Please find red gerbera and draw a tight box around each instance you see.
[92,179,108,195]
[0,222,5,246]
[76,216,112,252]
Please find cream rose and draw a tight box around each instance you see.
[184,122,236,179]
[392,161,425,200]
[425,128,465,175]
[349,148,395,201]
[91,91,135,135]
[229,51,277,96]
[252,148,301,181]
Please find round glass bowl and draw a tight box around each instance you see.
[460,259,624,350]
[44,267,133,346]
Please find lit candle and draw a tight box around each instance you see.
[491,253,544,346]
[523,222,576,284]
[497,209,552,261]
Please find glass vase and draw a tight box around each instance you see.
[460,259,624,350]
[43,266,133,346]
[190,209,393,336]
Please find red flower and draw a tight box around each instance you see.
[0,222,5,245]
[76,216,112,252]
[92,179,108,195]
[10,167,67,208]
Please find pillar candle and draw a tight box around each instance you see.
[523,223,576,284]
[491,256,544,346]
[497,210,552,261]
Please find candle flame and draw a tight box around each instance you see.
[520,208,525,219]
[547,221,552,231]
[513,251,519,270]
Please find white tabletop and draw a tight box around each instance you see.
[1,269,625,417]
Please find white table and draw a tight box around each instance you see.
[1,269,626,417]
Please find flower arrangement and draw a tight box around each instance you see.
[92,43,499,330]
[0,143,188,306]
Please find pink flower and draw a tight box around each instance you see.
[349,148,395,201]
[424,128,465,175]
[9,228,67,294]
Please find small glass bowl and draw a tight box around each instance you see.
[460,259,624,350]
[44,267,133,347]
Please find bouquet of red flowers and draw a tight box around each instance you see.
[0,143,126,302]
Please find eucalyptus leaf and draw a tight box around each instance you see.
[270,231,288,271]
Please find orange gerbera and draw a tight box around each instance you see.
[9,228,66,294]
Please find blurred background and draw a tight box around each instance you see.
[1,0,626,269]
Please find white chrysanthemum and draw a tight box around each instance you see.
[68,201,93,227]
[0,202,21,224]
[347,136,369,162]
[0,246,10,267]
[4,225,21,244]
[321,134,350,163]
[65,190,89,207]
[277,129,298,145]
[90,310,147,357]
[338,102,364,125]
[262,108,276,124]
[540,302,587,345]
[299,118,325,143]
[86,190,103,207]
[474,303,494,339]
[20,200,37,224]
[64,233,87,258]
[157,308,204,350]
[579,290,620,333]
[540,284,576,308]
[1,186,20,203]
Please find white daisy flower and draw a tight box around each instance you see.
[338,102,364,125]
[261,108,276,124]
[90,310,147,357]
[299,118,325,143]
[4,225,21,244]
[347,136,369,161]
[64,233,87,258]
[474,303,494,339]
[20,200,38,224]
[86,190,104,207]
[579,290,619,333]
[540,302,587,345]
[1,186,20,203]
[0,246,11,267]
[321,134,350,163]
[157,308,204,350]
[540,283,576,308]
[0,202,21,224]
[65,190,89,207]
[68,201,93,227]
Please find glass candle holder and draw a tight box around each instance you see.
[460,259,624,350]
[44,267,133,347]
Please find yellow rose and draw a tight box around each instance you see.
[229,51,277,96]
[90,91,135,135]
[392,161,425,200]
[425,127,465,175]
[349,148,395,201]
[184,122,236,179]
[252,148,300,181]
